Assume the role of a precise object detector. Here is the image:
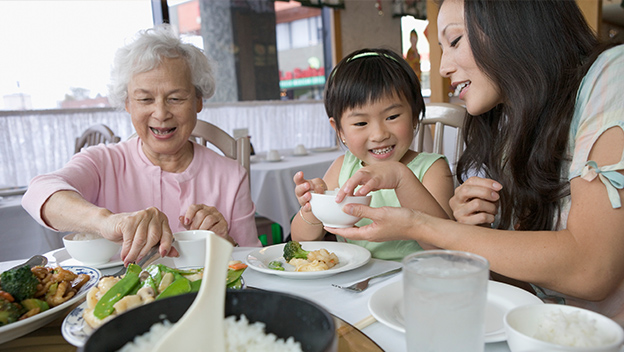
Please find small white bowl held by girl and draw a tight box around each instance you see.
[504,303,624,352]
[309,190,371,228]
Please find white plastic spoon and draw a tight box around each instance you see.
[154,231,233,352]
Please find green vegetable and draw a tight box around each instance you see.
[0,297,21,326]
[268,261,285,271]
[20,298,49,313]
[93,264,142,319]
[0,265,39,302]
[156,277,191,300]
[190,279,202,292]
[226,269,245,289]
[283,241,310,262]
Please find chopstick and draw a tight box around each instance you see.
[353,315,377,330]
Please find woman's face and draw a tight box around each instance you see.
[438,0,501,115]
[126,57,202,161]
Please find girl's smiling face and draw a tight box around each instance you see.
[438,0,502,115]
[331,93,415,166]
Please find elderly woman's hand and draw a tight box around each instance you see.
[179,204,232,244]
[449,176,502,226]
[104,207,178,265]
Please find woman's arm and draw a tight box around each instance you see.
[332,127,624,300]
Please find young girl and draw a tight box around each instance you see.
[291,48,455,261]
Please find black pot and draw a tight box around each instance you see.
[80,289,337,352]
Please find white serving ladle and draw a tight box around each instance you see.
[154,231,233,352]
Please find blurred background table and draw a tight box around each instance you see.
[250,147,344,237]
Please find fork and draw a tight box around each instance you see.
[332,267,402,292]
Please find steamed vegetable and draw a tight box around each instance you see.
[93,264,142,319]
[283,241,310,262]
[0,265,39,302]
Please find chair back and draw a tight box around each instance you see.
[416,103,467,180]
[191,120,251,177]
[75,124,121,154]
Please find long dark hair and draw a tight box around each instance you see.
[324,48,425,132]
[452,0,606,230]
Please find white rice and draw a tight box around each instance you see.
[117,315,303,352]
[533,308,613,347]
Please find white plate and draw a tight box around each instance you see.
[368,280,543,343]
[61,301,92,347]
[310,146,339,153]
[0,265,101,345]
[245,241,371,279]
[49,247,123,269]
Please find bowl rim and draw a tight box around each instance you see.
[63,233,111,242]
[504,303,624,350]
[310,190,372,199]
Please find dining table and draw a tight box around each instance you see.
[249,147,346,237]
[0,245,515,351]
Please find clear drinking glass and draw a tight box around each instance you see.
[403,250,490,352]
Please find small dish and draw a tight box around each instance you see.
[50,248,124,270]
[310,190,371,228]
[63,233,121,266]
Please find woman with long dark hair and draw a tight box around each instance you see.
[329,0,624,324]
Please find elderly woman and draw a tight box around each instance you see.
[22,25,261,265]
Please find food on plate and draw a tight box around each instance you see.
[533,308,612,347]
[118,315,303,352]
[83,262,247,329]
[281,241,339,272]
[268,261,285,271]
[0,265,91,326]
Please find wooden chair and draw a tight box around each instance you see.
[416,103,467,185]
[75,124,121,154]
[190,120,251,177]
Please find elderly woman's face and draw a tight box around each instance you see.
[126,57,202,160]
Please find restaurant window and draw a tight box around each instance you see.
[0,0,153,111]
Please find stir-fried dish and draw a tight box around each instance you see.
[83,261,246,329]
[0,265,91,326]
[269,241,339,272]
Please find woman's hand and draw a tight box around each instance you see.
[179,204,231,243]
[103,207,178,265]
[449,176,502,225]
[328,204,423,242]
[293,171,328,212]
[335,161,408,202]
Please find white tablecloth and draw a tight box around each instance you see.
[0,196,64,261]
[250,148,345,236]
[229,247,511,352]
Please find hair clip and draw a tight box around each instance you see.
[347,52,400,63]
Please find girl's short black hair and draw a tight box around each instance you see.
[324,48,425,132]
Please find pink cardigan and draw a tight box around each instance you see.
[22,138,261,247]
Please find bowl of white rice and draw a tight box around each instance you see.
[504,303,624,352]
[79,289,337,352]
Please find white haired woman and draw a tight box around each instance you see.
[23,24,261,265]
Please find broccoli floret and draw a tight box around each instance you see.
[0,297,22,326]
[268,261,285,271]
[283,241,310,262]
[0,265,39,302]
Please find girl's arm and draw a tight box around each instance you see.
[291,156,343,241]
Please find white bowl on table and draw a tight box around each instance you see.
[504,303,624,352]
[309,190,371,228]
[62,233,121,266]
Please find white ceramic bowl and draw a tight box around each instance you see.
[309,190,372,228]
[504,303,624,352]
[62,233,121,266]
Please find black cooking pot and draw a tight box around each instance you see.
[80,289,337,352]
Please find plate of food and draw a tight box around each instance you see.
[61,261,247,347]
[245,241,371,279]
[0,264,101,344]
[368,280,544,343]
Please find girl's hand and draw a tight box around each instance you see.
[293,171,328,212]
[179,204,232,244]
[335,161,407,202]
[103,207,178,265]
[449,176,502,225]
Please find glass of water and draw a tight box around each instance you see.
[403,250,489,352]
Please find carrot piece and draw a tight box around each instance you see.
[228,262,248,270]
